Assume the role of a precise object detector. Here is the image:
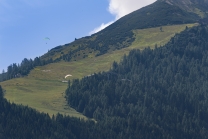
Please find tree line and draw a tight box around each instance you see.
[0,57,53,82]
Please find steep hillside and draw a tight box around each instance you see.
[42,0,199,62]
[1,0,208,137]
[0,24,195,117]
[1,24,207,139]
[0,0,202,83]
[66,24,208,139]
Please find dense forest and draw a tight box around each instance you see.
[66,25,208,139]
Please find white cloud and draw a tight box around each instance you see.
[89,0,156,35]
[89,21,114,35]
[108,0,157,19]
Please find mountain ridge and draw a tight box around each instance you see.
[1,0,204,84]
[42,0,200,63]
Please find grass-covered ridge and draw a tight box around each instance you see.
[42,1,199,62]
[0,24,196,117]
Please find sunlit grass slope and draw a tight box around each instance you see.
[0,23,196,119]
[130,23,197,49]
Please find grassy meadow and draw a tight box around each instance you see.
[0,23,196,118]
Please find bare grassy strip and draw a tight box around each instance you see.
[1,23,196,119]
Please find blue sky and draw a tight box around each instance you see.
[0,0,156,72]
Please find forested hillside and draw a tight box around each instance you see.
[66,25,208,139]
[1,0,208,138]
[2,25,208,139]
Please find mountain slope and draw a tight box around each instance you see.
[0,0,208,138]
[66,24,208,139]
[1,24,195,118]
[0,0,202,83]
[42,0,200,62]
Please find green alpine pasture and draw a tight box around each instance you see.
[0,23,196,118]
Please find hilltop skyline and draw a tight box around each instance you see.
[0,0,156,72]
